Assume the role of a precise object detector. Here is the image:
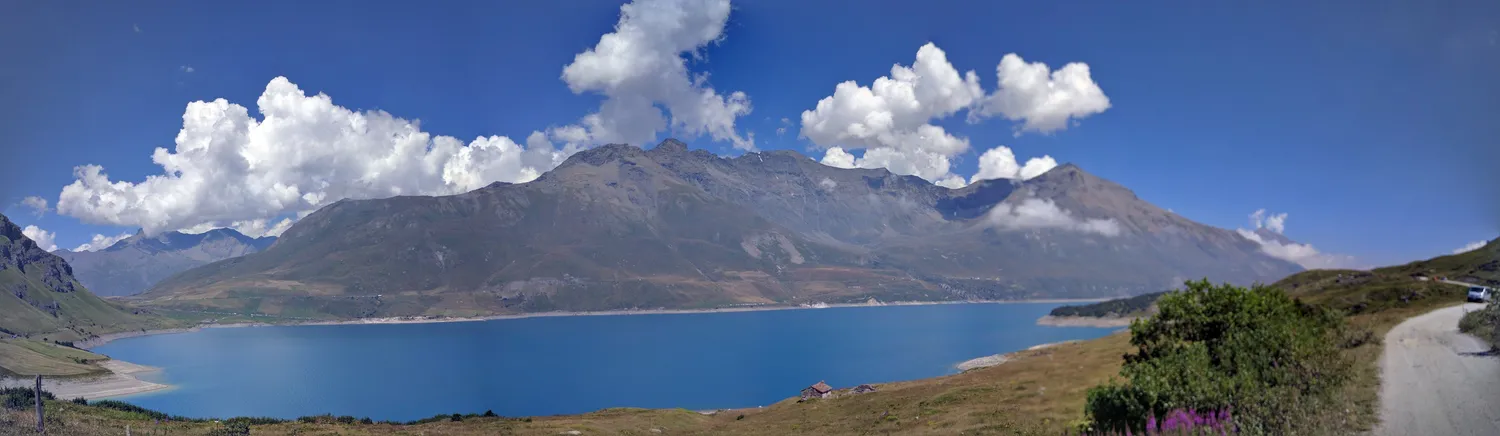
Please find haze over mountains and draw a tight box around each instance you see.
[140,140,1301,318]
[56,229,276,297]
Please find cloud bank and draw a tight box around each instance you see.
[987,197,1121,236]
[21,225,57,252]
[1452,240,1487,254]
[73,232,133,252]
[970,146,1057,183]
[47,0,752,238]
[1250,209,1287,234]
[802,43,1105,188]
[1237,209,1358,269]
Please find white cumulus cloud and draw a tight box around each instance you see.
[802,44,1107,185]
[970,146,1057,183]
[1238,209,1357,269]
[1453,240,1487,254]
[972,53,1110,134]
[73,232,133,252]
[801,43,982,182]
[21,225,58,252]
[987,197,1121,236]
[20,196,49,216]
[559,0,754,150]
[1249,209,1288,234]
[54,77,582,236]
[52,0,755,238]
[819,147,857,169]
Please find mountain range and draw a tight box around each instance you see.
[139,139,1302,319]
[56,229,276,297]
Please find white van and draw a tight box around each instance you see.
[1468,287,1493,303]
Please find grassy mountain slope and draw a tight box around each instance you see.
[1275,237,1497,314]
[0,213,181,376]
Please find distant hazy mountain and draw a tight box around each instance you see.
[0,213,172,340]
[56,229,276,297]
[143,139,1300,318]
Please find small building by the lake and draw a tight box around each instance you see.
[800,381,833,401]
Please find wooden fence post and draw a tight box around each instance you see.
[35,375,44,434]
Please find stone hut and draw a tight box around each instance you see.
[800,381,833,401]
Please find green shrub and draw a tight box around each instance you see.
[225,416,285,425]
[2,387,55,410]
[1084,280,1353,435]
[1459,301,1499,349]
[206,420,250,436]
[92,400,178,421]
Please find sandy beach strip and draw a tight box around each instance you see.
[0,359,169,400]
[1034,315,1137,328]
[955,340,1083,371]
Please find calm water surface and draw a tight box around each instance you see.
[93,303,1116,421]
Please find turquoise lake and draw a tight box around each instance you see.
[91,303,1117,421]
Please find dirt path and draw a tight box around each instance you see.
[1376,303,1499,436]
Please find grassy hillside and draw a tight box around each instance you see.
[0,338,108,377]
[1274,237,1497,316]
[0,213,184,376]
[0,268,176,344]
[1047,291,1166,318]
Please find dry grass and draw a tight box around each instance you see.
[693,332,1133,435]
[0,340,106,377]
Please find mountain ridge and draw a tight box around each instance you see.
[141,139,1302,318]
[56,228,277,297]
[0,213,176,342]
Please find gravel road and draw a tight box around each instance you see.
[1376,303,1499,436]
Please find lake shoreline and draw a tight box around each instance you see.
[0,359,170,400]
[954,339,1083,371]
[82,298,1106,349]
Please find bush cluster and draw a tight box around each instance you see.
[1084,280,1353,435]
[1459,300,1499,349]
[2,386,55,410]
[1050,292,1166,317]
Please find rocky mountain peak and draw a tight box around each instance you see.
[56,225,277,297]
[651,138,689,154]
[0,213,79,293]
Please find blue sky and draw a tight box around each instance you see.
[1,0,1496,266]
